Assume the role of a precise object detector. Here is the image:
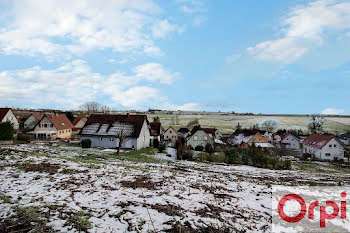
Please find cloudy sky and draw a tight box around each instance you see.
[0,0,349,114]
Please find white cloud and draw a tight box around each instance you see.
[0,60,193,110]
[248,0,350,63]
[0,0,183,58]
[133,63,179,84]
[152,20,185,39]
[321,108,345,115]
[225,53,242,64]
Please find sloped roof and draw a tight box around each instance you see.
[72,117,88,126]
[0,108,10,121]
[232,129,266,137]
[202,128,216,137]
[149,122,161,136]
[32,113,44,121]
[81,114,148,138]
[178,128,189,134]
[165,126,177,134]
[38,114,74,130]
[302,134,340,149]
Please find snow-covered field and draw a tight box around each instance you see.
[1,144,350,232]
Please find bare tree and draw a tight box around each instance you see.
[153,116,160,123]
[116,129,129,155]
[187,118,199,129]
[100,105,110,114]
[261,119,278,132]
[307,114,325,134]
[80,101,101,115]
[80,101,111,115]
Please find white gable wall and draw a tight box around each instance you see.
[281,134,300,150]
[136,119,151,150]
[1,110,19,129]
[24,115,39,129]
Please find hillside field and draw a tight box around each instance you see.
[147,113,350,134]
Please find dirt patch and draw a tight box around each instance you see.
[149,203,183,217]
[60,168,88,174]
[120,175,162,190]
[15,162,60,174]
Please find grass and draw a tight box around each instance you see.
[293,161,350,174]
[59,147,163,165]
[195,152,227,163]
[0,206,53,232]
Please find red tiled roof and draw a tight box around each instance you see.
[0,108,10,122]
[150,122,161,136]
[40,114,74,130]
[32,113,44,121]
[72,117,88,126]
[302,134,339,149]
[165,126,177,134]
[82,114,148,137]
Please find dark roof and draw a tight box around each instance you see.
[81,114,148,137]
[202,128,216,137]
[41,114,74,130]
[190,125,202,135]
[232,129,266,137]
[178,128,189,134]
[149,123,161,136]
[302,134,340,149]
[0,108,10,122]
[339,134,350,140]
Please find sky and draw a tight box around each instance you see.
[0,0,349,114]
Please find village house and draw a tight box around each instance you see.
[227,129,271,149]
[31,114,74,140]
[24,113,44,130]
[72,117,88,134]
[149,122,162,145]
[273,133,301,150]
[202,127,224,143]
[177,127,190,138]
[0,108,19,130]
[186,125,214,149]
[303,134,344,161]
[163,126,178,145]
[339,134,350,146]
[80,114,150,150]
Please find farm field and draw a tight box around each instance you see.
[1,144,350,232]
[147,113,350,134]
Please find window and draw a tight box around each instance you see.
[110,138,114,142]
[259,138,262,142]
[170,130,172,133]
[194,136,198,141]
[199,136,202,140]
[203,136,207,140]
[100,137,103,141]
[325,153,331,156]
[329,145,332,147]
[334,144,337,147]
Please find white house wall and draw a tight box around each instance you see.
[136,119,150,150]
[2,110,19,129]
[24,115,39,129]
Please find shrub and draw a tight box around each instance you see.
[16,133,30,142]
[81,139,91,148]
[183,147,194,160]
[205,143,214,155]
[158,143,166,153]
[195,145,204,151]
[224,148,240,164]
[0,122,14,140]
[275,160,292,170]
[153,138,159,148]
[301,153,312,161]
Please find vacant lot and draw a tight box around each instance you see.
[1,144,350,232]
[148,113,350,134]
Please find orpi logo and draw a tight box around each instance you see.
[278,192,347,227]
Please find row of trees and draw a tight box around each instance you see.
[234,114,326,134]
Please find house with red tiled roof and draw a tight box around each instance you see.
[0,108,19,130]
[163,126,178,146]
[149,122,163,145]
[31,113,74,140]
[80,114,150,150]
[71,117,88,134]
[303,134,344,161]
[24,113,44,129]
